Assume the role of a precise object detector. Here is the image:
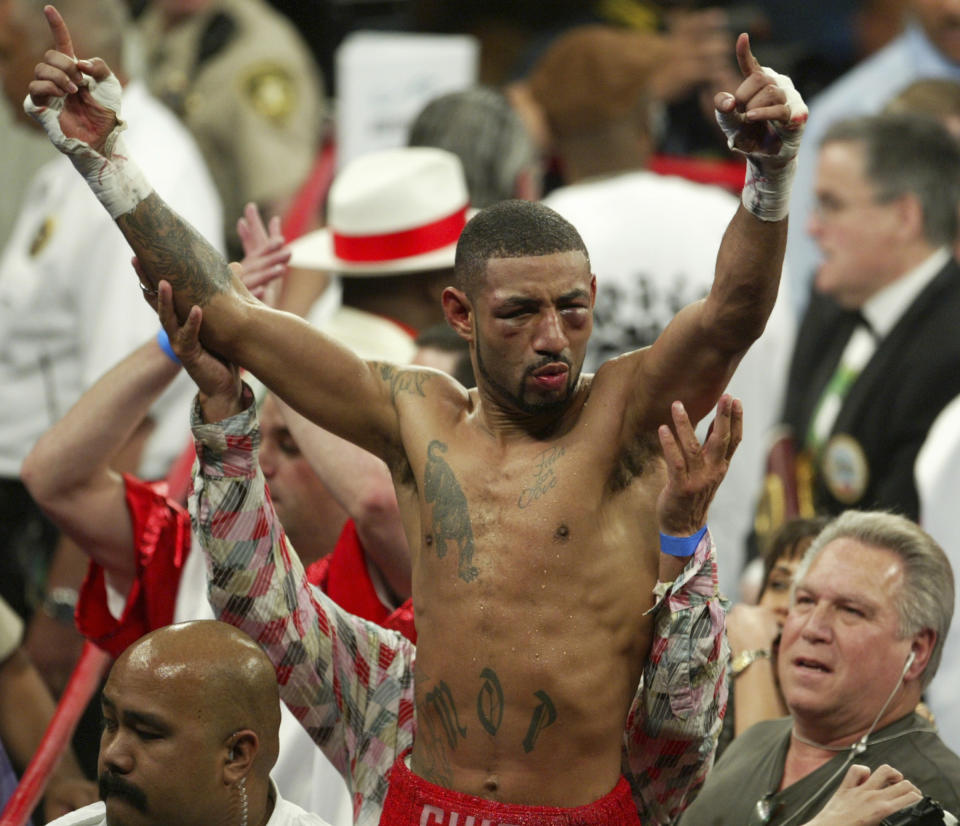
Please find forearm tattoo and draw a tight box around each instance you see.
[424,440,479,582]
[117,192,233,306]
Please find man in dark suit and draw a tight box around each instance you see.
[774,112,960,522]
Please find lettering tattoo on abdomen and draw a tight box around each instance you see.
[418,669,558,772]
[425,681,468,750]
[477,668,504,736]
[118,193,232,305]
[517,446,565,509]
[419,680,466,787]
[424,440,479,582]
[475,669,557,753]
[522,691,557,753]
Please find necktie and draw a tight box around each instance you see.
[804,314,878,455]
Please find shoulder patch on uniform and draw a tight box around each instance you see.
[241,62,297,126]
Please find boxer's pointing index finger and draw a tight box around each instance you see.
[735,32,760,78]
[44,6,76,58]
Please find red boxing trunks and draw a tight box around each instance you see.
[380,751,642,825]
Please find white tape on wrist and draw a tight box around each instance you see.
[23,68,152,219]
[715,66,807,222]
[740,155,797,222]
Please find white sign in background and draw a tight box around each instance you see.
[334,30,479,169]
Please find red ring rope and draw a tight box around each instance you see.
[0,642,111,826]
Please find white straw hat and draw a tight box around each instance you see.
[289,147,472,276]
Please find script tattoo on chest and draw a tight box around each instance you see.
[424,440,479,582]
[378,363,429,401]
[517,446,566,509]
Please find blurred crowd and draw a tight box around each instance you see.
[2,0,960,824]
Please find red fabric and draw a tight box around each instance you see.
[75,475,190,657]
[381,314,419,341]
[78,485,416,657]
[382,597,416,642]
[306,519,416,643]
[381,751,641,825]
[332,206,467,262]
[283,137,337,242]
[648,154,746,194]
[0,642,111,826]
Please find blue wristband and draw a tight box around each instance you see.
[156,329,181,366]
[660,525,708,558]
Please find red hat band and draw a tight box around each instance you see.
[332,205,468,263]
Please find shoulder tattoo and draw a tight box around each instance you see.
[377,362,431,403]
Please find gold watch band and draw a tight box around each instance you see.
[731,647,772,677]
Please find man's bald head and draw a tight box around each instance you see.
[114,620,281,773]
[99,620,280,826]
[98,621,283,826]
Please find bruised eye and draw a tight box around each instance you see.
[498,308,533,320]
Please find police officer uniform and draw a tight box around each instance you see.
[138,0,325,255]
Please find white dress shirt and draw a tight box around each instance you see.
[0,81,224,479]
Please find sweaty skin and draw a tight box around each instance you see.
[398,252,669,801]
[28,11,793,806]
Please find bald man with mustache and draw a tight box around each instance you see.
[47,620,333,826]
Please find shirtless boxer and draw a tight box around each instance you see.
[26,9,806,823]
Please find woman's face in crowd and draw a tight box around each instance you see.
[758,538,814,625]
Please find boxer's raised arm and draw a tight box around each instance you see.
[27,8,405,457]
[595,34,805,437]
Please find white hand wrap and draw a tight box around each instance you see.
[715,67,808,222]
[23,68,152,219]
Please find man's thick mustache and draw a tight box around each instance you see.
[99,771,148,812]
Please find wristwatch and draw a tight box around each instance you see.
[730,648,771,678]
[40,587,79,626]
